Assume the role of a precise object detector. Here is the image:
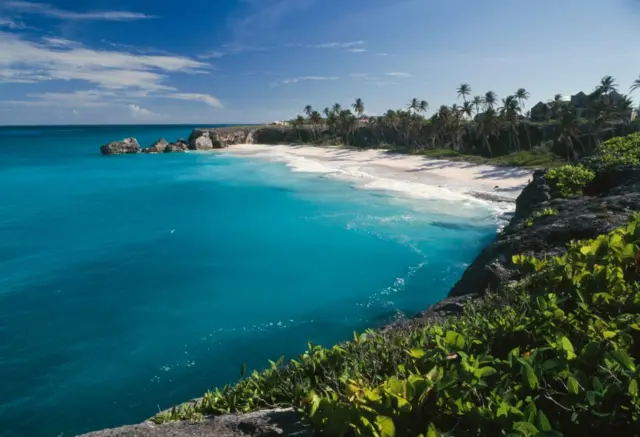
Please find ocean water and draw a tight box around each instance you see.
[0,125,499,437]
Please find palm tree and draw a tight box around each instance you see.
[471,96,483,117]
[457,83,472,102]
[631,75,640,93]
[515,88,530,110]
[549,94,565,118]
[293,115,305,141]
[304,105,313,117]
[477,108,500,156]
[352,98,365,117]
[331,103,342,115]
[598,75,618,95]
[309,110,322,140]
[461,101,474,120]
[323,107,330,118]
[408,98,420,113]
[499,95,522,152]
[418,100,429,114]
[484,91,498,110]
[557,106,581,161]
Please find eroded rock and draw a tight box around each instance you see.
[100,138,140,155]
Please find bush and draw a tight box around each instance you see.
[598,132,640,167]
[524,208,558,227]
[546,165,595,197]
[154,217,640,437]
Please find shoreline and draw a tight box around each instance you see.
[216,143,533,212]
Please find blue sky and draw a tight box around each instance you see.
[0,0,639,125]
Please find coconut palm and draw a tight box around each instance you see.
[407,98,420,113]
[515,88,530,110]
[631,75,640,93]
[323,107,330,118]
[304,105,313,117]
[457,83,472,102]
[598,75,618,95]
[309,111,323,140]
[471,96,483,116]
[484,91,498,110]
[331,103,342,115]
[352,98,365,117]
[477,108,501,156]
[293,115,306,140]
[461,101,474,120]
[418,100,429,114]
[557,106,581,161]
[500,95,522,152]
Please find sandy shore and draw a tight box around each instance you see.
[219,144,533,204]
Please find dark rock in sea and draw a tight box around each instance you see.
[77,408,311,437]
[165,141,188,153]
[449,165,640,298]
[100,138,140,156]
[142,138,169,154]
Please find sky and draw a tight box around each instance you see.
[0,0,639,125]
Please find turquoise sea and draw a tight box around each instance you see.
[0,125,498,436]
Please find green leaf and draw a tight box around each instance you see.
[521,362,539,389]
[375,415,396,437]
[560,337,577,360]
[567,376,580,395]
[629,379,638,397]
[426,423,438,437]
[603,331,617,339]
[240,363,246,378]
[579,245,591,255]
[408,348,425,359]
[610,350,636,372]
[445,331,465,351]
[537,410,552,431]
[513,421,539,436]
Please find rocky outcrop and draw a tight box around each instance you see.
[100,138,140,155]
[142,139,169,154]
[448,165,640,298]
[77,408,310,437]
[188,127,257,150]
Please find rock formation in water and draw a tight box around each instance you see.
[187,127,257,150]
[100,138,140,155]
[141,139,169,154]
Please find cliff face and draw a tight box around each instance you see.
[446,165,640,300]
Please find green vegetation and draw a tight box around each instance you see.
[598,132,640,167]
[524,208,559,227]
[154,214,640,436]
[287,75,639,166]
[546,165,596,197]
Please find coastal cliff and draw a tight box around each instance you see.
[83,134,640,436]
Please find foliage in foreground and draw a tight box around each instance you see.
[154,216,640,436]
[524,208,558,227]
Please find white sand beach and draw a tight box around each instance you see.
[219,144,533,206]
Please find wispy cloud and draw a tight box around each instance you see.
[349,73,369,78]
[314,40,365,49]
[348,48,367,53]
[3,1,155,21]
[280,76,338,84]
[385,72,413,78]
[162,93,223,108]
[0,32,208,91]
[0,16,27,28]
[130,104,164,119]
[376,53,388,56]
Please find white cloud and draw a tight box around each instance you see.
[349,73,368,78]
[315,40,364,49]
[385,72,413,78]
[0,17,26,28]
[198,51,225,59]
[163,93,223,108]
[129,104,163,119]
[3,1,155,21]
[376,53,388,56]
[0,31,209,91]
[348,49,367,53]
[280,76,338,84]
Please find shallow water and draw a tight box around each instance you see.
[0,125,498,436]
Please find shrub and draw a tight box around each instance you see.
[598,133,640,167]
[546,165,595,197]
